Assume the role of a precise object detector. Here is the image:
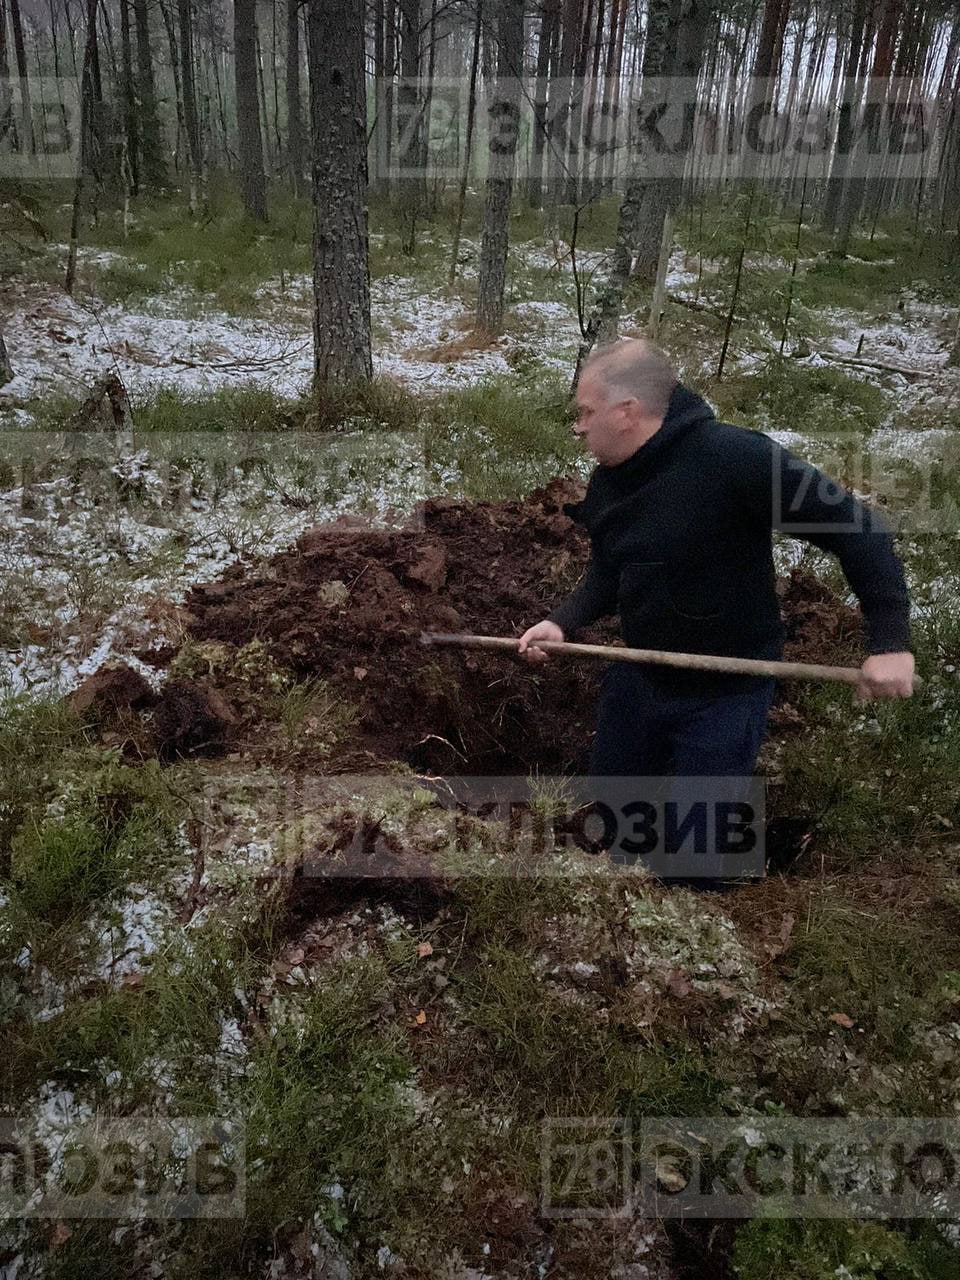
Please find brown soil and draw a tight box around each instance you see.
[156,479,863,774]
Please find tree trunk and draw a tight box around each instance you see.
[0,326,12,388]
[476,0,524,334]
[449,0,483,283]
[158,0,185,173]
[397,0,424,253]
[307,0,372,382]
[133,0,166,186]
[0,0,13,150]
[835,0,904,253]
[382,0,397,199]
[286,0,304,193]
[8,0,33,154]
[235,0,267,219]
[631,0,710,285]
[373,0,388,195]
[547,0,579,205]
[119,0,140,194]
[178,0,204,212]
[822,0,866,231]
[66,0,100,296]
[528,0,557,207]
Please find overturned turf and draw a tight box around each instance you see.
[165,479,864,773]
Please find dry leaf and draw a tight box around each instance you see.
[764,912,796,960]
[829,1011,855,1028]
[353,666,367,680]
[664,969,693,998]
[413,1009,427,1026]
[121,971,144,989]
[417,941,434,959]
[50,1222,72,1249]
[287,947,305,966]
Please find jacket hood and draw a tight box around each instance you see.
[563,382,717,527]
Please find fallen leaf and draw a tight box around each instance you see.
[829,1011,855,1028]
[417,941,434,959]
[764,912,796,960]
[287,947,305,966]
[121,972,144,989]
[413,1009,427,1026]
[353,666,367,680]
[50,1222,72,1249]
[655,1156,689,1193]
[664,969,693,998]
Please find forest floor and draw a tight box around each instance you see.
[1,188,959,1279]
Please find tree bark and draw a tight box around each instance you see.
[0,0,13,150]
[528,0,558,207]
[286,0,304,193]
[397,0,424,252]
[66,0,99,296]
[631,0,710,284]
[235,0,268,219]
[449,0,483,283]
[8,0,33,154]
[476,0,524,334]
[178,0,204,212]
[119,0,139,194]
[307,0,372,382]
[0,325,12,388]
[133,0,166,186]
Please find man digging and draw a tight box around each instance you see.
[517,339,914,793]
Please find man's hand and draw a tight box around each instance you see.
[517,620,564,664]
[855,651,915,703]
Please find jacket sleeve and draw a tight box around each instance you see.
[742,433,912,655]
[545,555,619,638]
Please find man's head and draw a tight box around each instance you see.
[573,339,678,466]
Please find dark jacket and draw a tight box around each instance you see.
[546,382,912,695]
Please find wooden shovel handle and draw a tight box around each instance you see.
[419,631,864,685]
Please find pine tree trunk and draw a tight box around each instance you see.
[0,325,12,388]
[383,0,397,199]
[548,0,579,205]
[158,0,185,173]
[397,0,424,253]
[631,0,710,285]
[178,0,204,212]
[307,0,372,383]
[822,0,866,231]
[119,0,140,194]
[286,0,304,193]
[133,0,166,186]
[66,0,100,296]
[9,0,33,154]
[0,0,13,150]
[235,0,267,219]
[449,0,483,283]
[528,0,557,207]
[476,0,524,334]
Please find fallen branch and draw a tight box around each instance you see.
[809,349,942,379]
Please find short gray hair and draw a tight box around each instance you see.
[583,339,678,417]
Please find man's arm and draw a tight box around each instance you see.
[544,555,619,638]
[517,554,619,664]
[742,434,914,698]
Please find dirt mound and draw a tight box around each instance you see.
[171,481,865,773]
[181,478,601,772]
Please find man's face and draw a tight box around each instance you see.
[572,372,633,466]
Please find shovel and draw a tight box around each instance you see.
[420,631,867,685]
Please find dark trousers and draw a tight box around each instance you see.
[589,661,777,779]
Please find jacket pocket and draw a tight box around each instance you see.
[667,560,731,621]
